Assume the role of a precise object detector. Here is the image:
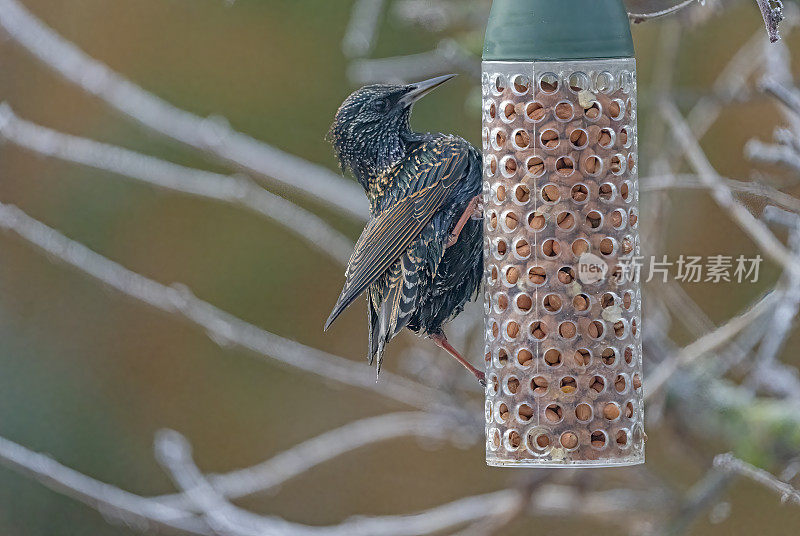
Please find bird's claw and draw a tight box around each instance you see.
[471,197,484,220]
[476,370,487,387]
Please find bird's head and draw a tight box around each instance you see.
[328,74,456,189]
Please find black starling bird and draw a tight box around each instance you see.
[324,74,485,385]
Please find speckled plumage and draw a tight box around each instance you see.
[325,78,483,374]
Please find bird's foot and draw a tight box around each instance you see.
[475,370,487,388]
[446,195,483,249]
[470,197,484,220]
[446,233,459,248]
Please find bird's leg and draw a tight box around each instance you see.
[430,331,486,386]
[447,195,482,248]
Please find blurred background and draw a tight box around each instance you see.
[0,0,799,534]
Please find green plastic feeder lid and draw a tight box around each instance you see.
[483,0,634,61]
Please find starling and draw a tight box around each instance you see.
[324,74,485,386]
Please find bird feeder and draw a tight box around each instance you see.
[482,0,644,467]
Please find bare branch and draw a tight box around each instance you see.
[155,430,276,536]
[452,472,552,536]
[755,0,785,42]
[629,0,783,42]
[714,453,800,505]
[0,104,355,266]
[392,0,474,32]
[342,0,386,58]
[640,172,800,214]
[761,77,800,115]
[684,29,769,147]
[0,427,507,536]
[0,0,369,221]
[0,425,669,536]
[156,412,462,508]
[348,40,479,85]
[645,290,779,400]
[745,208,800,396]
[660,466,734,536]
[155,428,512,536]
[661,101,800,278]
[629,0,702,23]
[0,434,210,535]
[0,201,444,409]
[745,138,800,173]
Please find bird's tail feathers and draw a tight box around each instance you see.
[324,290,350,331]
[369,253,420,376]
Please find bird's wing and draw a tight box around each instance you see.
[324,145,468,330]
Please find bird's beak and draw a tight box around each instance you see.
[399,74,457,107]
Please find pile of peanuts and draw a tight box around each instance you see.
[482,61,644,466]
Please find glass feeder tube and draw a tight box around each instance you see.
[482,0,644,467]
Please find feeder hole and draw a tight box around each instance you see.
[560,376,577,393]
[603,402,620,420]
[559,321,577,339]
[574,348,591,366]
[590,375,605,393]
[545,404,563,422]
[527,156,545,176]
[560,432,579,449]
[573,294,590,311]
[557,267,576,284]
[530,321,547,340]
[526,101,545,121]
[506,377,520,394]
[543,294,562,312]
[571,184,589,202]
[528,266,546,285]
[542,238,561,257]
[532,376,548,394]
[544,348,562,367]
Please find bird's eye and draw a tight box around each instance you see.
[372,99,390,112]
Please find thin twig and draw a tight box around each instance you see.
[745,138,800,173]
[0,0,369,220]
[0,201,443,410]
[342,0,386,58]
[156,428,516,536]
[348,39,479,85]
[629,0,701,23]
[155,430,272,536]
[660,466,735,536]
[746,208,800,395]
[761,77,800,115]
[630,0,783,42]
[640,172,800,213]
[714,453,800,505]
[661,101,800,278]
[755,0,785,42]
[645,290,779,400]
[682,26,788,153]
[453,472,552,536]
[155,412,463,508]
[0,434,210,535]
[0,104,354,266]
[158,430,666,535]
